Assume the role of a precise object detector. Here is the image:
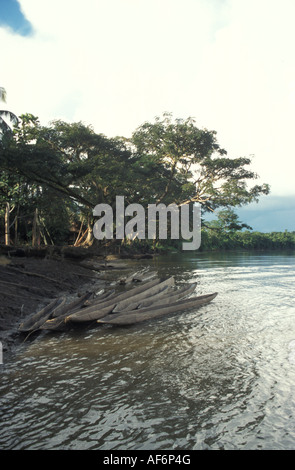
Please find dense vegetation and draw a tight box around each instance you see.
[200,228,295,251]
[199,209,295,251]
[1,87,289,254]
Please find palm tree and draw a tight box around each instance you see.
[0,87,18,137]
[0,87,19,245]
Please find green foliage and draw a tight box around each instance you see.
[131,113,270,210]
[0,110,272,249]
[200,227,295,252]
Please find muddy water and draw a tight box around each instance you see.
[1,252,295,450]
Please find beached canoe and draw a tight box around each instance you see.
[66,277,175,323]
[97,292,218,326]
[112,277,175,312]
[18,292,93,333]
[82,277,161,309]
[51,291,94,317]
[18,297,66,332]
[39,292,95,331]
[136,282,197,309]
[118,286,174,312]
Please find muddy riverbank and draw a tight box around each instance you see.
[0,254,126,354]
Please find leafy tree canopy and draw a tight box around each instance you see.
[0,110,271,247]
[131,112,270,211]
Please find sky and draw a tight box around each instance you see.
[0,0,294,231]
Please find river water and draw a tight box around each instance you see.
[1,251,295,450]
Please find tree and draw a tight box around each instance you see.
[0,87,19,245]
[0,87,18,137]
[0,116,140,245]
[208,208,252,232]
[131,113,270,212]
[0,110,271,249]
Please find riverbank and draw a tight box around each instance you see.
[0,254,116,354]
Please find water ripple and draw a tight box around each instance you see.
[1,252,295,449]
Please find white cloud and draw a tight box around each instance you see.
[1,0,295,197]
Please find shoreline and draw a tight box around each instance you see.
[1,246,293,358]
[0,254,117,356]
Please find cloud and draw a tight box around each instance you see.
[1,0,226,127]
[1,0,295,199]
[194,0,295,194]
[204,195,295,232]
[236,195,295,232]
[0,0,33,36]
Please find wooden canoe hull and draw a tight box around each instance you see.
[98,292,218,326]
[18,297,65,332]
[112,277,175,313]
[135,282,197,310]
[66,277,175,323]
[18,271,217,333]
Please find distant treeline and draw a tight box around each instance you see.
[199,228,295,251]
[128,229,295,254]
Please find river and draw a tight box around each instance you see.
[1,251,295,450]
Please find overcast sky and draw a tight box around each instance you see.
[1,0,295,229]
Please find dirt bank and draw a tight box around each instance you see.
[0,254,115,354]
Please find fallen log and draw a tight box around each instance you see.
[7,266,72,288]
[0,289,44,301]
[0,279,49,292]
[118,268,157,285]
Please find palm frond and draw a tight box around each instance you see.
[0,110,19,127]
[0,87,7,103]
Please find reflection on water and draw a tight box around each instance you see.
[1,252,295,450]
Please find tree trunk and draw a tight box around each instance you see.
[84,220,94,246]
[14,204,20,245]
[74,219,85,246]
[5,202,10,246]
[32,208,40,247]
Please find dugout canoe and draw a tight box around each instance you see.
[112,277,175,312]
[118,286,173,311]
[41,284,173,330]
[18,292,94,333]
[98,292,218,326]
[18,297,66,332]
[40,282,196,330]
[120,282,197,312]
[82,277,161,308]
[87,288,115,304]
[51,291,94,317]
[66,277,175,323]
[139,282,197,309]
[39,291,95,331]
